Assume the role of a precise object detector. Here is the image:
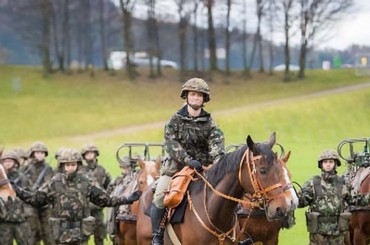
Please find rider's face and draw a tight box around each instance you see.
[187,91,204,109]
[322,159,336,172]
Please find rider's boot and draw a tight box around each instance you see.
[151,204,166,245]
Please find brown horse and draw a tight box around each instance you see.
[348,168,370,245]
[116,156,161,245]
[237,151,298,245]
[137,132,298,245]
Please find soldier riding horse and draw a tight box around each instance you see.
[137,132,298,245]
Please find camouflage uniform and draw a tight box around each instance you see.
[0,151,31,245]
[81,144,111,245]
[298,150,370,245]
[151,78,226,245]
[14,148,140,245]
[23,141,55,245]
[106,156,137,238]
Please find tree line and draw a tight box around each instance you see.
[0,0,353,81]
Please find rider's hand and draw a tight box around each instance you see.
[188,160,203,172]
[126,190,142,204]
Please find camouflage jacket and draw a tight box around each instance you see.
[15,172,132,221]
[0,169,28,223]
[23,160,54,191]
[106,171,135,195]
[162,105,225,176]
[85,161,112,210]
[298,174,370,215]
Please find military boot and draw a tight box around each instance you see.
[151,204,166,245]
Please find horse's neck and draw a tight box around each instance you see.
[202,172,243,230]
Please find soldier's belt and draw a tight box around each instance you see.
[318,216,338,223]
[60,220,81,229]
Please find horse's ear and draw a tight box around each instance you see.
[137,158,145,170]
[155,156,162,170]
[246,135,255,152]
[0,146,3,157]
[268,132,276,149]
[281,151,291,163]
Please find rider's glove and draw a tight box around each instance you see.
[126,190,142,204]
[188,160,203,172]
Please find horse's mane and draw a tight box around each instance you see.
[190,145,247,194]
[190,141,276,194]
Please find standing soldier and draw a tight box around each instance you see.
[106,156,137,240]
[12,148,141,245]
[151,78,226,245]
[298,149,370,245]
[13,147,29,167]
[0,150,31,245]
[24,141,55,245]
[81,144,112,245]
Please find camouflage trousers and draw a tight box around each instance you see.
[27,208,56,245]
[0,221,30,245]
[89,208,107,245]
[309,233,345,245]
[153,175,172,209]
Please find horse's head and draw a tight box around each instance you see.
[136,156,161,192]
[242,132,297,220]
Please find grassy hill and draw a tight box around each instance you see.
[1,66,369,244]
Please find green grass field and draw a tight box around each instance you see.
[1,66,370,244]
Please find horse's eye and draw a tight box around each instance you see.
[259,167,267,175]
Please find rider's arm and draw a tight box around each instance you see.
[297,179,315,208]
[207,118,226,162]
[164,117,192,165]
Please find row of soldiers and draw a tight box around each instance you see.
[0,141,138,245]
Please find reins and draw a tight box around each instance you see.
[188,148,286,244]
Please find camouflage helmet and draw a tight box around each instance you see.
[29,141,48,157]
[180,78,210,102]
[81,144,100,158]
[0,150,20,168]
[55,147,66,160]
[13,148,28,160]
[57,148,83,168]
[317,149,341,168]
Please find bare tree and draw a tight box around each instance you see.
[224,0,232,75]
[241,0,249,76]
[37,0,53,74]
[278,0,295,81]
[175,0,192,78]
[99,0,109,71]
[266,0,278,75]
[205,0,218,71]
[119,0,137,79]
[297,0,352,79]
[249,0,268,73]
[191,0,202,72]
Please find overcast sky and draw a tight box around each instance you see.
[317,0,370,50]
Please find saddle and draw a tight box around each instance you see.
[164,166,195,209]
